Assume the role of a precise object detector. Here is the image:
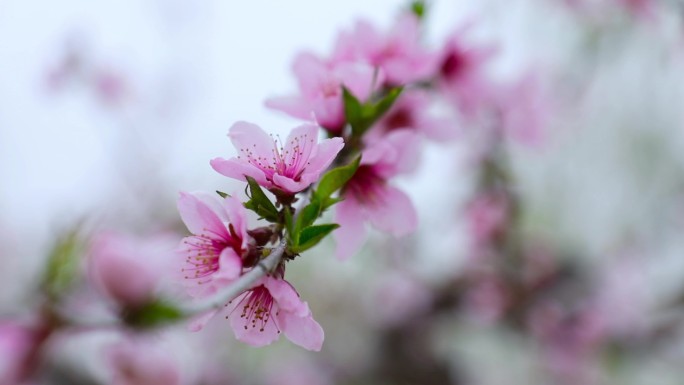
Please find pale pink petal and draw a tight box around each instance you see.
[264,95,314,120]
[284,124,319,164]
[279,311,325,351]
[228,121,274,163]
[222,195,249,248]
[292,52,329,95]
[263,277,308,316]
[188,309,218,332]
[272,173,311,193]
[366,185,417,237]
[177,192,227,238]
[210,157,272,188]
[312,95,345,131]
[301,137,344,179]
[379,129,421,176]
[335,62,377,101]
[333,197,368,260]
[211,248,242,282]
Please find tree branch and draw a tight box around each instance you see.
[177,237,287,315]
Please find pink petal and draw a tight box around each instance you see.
[264,95,314,121]
[211,248,242,282]
[379,129,421,176]
[284,124,319,166]
[302,137,344,179]
[210,157,272,188]
[177,192,229,239]
[366,185,417,237]
[292,52,329,95]
[228,121,274,164]
[335,62,377,101]
[263,277,308,316]
[222,195,249,248]
[272,173,310,194]
[312,95,345,131]
[279,311,325,352]
[333,197,368,260]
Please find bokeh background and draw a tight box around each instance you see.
[3,0,684,384]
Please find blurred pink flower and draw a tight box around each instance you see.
[226,276,324,351]
[0,322,37,385]
[211,122,344,194]
[177,192,249,298]
[495,72,550,147]
[331,12,437,86]
[368,88,460,142]
[466,190,509,252]
[89,232,175,307]
[334,130,419,260]
[369,272,432,327]
[106,339,181,385]
[265,52,380,133]
[437,28,497,119]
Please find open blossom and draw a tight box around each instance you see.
[331,12,436,86]
[211,122,344,194]
[228,276,324,351]
[334,130,420,260]
[89,232,176,307]
[265,52,380,133]
[367,88,460,142]
[178,192,250,297]
[437,28,497,119]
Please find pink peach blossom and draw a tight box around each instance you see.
[331,12,437,86]
[437,28,497,119]
[265,52,379,133]
[211,122,344,194]
[89,232,175,307]
[368,88,460,142]
[333,130,419,260]
[494,72,550,147]
[177,192,250,298]
[106,339,181,385]
[225,276,324,351]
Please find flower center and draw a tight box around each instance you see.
[344,165,385,205]
[235,285,280,333]
[181,224,243,284]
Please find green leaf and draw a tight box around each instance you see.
[283,205,296,243]
[373,86,403,120]
[315,156,361,209]
[295,200,322,233]
[122,300,184,329]
[343,86,363,134]
[411,1,426,19]
[243,176,279,222]
[291,224,339,253]
[316,156,361,199]
[216,190,230,198]
[41,229,83,300]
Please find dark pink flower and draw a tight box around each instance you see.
[177,192,250,298]
[265,52,379,133]
[333,130,420,260]
[211,122,344,194]
[226,276,324,351]
[331,12,437,86]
